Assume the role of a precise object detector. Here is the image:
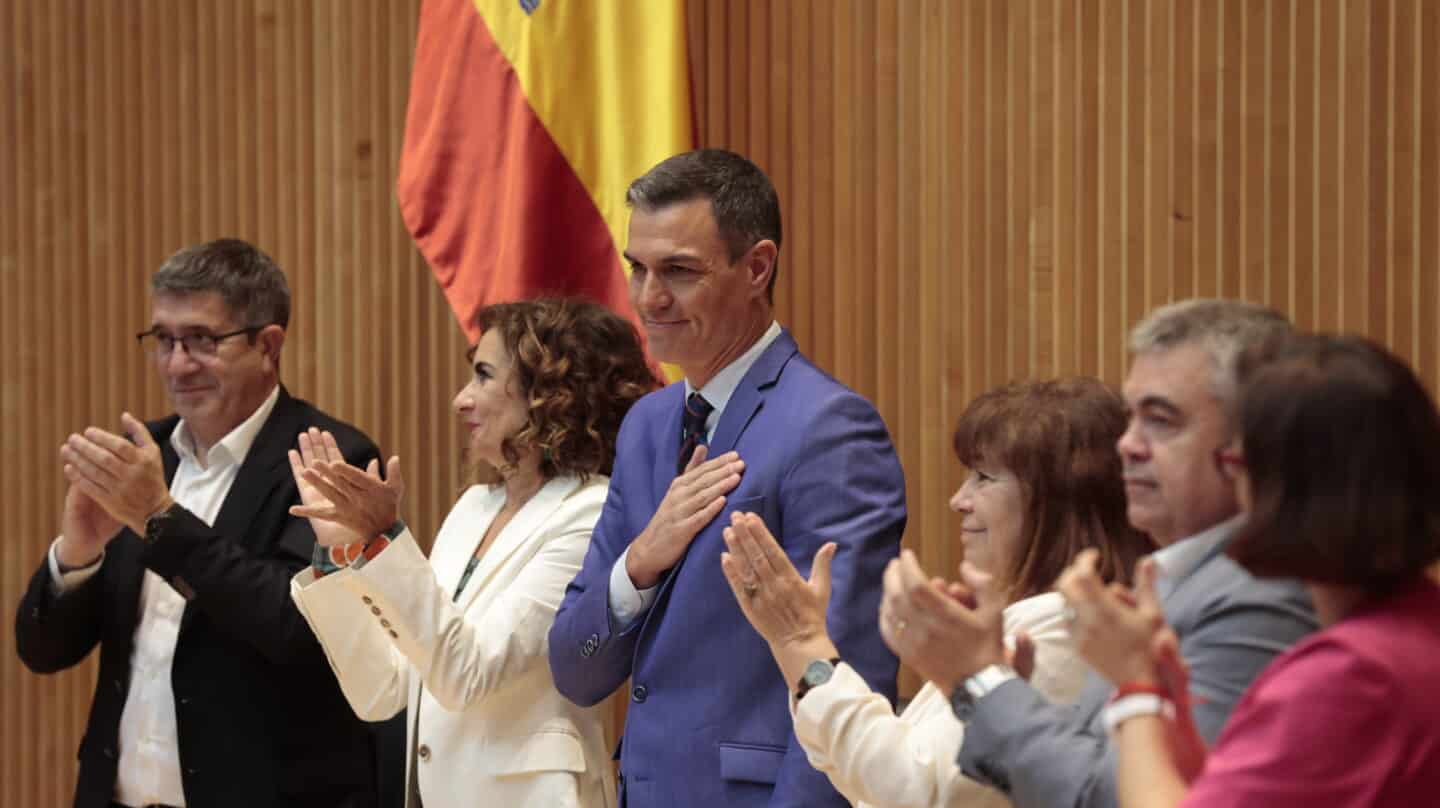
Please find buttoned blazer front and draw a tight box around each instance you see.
[955,535,1318,808]
[547,329,908,808]
[14,387,383,808]
[293,474,616,808]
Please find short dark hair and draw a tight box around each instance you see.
[473,298,660,482]
[626,149,783,300]
[1228,334,1440,592]
[953,377,1152,601]
[151,238,291,329]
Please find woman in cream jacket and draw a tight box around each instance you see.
[287,300,657,808]
[720,378,1151,808]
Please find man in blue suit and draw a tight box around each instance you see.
[548,149,907,807]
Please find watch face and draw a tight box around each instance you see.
[802,659,836,688]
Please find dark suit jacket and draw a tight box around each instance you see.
[15,386,391,808]
[548,329,908,808]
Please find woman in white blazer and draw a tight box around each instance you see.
[286,299,659,808]
[719,378,1152,808]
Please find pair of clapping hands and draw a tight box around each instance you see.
[53,419,399,562]
[286,428,403,547]
[720,504,1191,712]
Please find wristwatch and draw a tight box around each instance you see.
[795,657,843,702]
[949,663,1018,719]
[141,502,179,545]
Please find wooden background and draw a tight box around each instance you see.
[3,1,1437,804]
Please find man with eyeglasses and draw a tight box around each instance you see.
[16,239,392,808]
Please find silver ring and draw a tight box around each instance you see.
[894,618,909,634]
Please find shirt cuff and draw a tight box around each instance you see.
[48,537,104,595]
[608,547,659,629]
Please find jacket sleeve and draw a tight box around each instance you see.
[291,561,411,722]
[767,391,907,807]
[336,491,601,713]
[547,449,644,707]
[14,549,106,673]
[139,430,381,666]
[792,666,1011,808]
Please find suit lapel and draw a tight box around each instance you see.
[209,386,300,546]
[450,476,584,612]
[705,329,799,456]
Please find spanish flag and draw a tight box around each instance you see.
[397,0,694,344]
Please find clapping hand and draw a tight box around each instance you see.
[720,512,839,686]
[287,428,404,545]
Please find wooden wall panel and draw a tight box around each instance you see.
[688,0,1440,692]
[3,1,1438,804]
[0,2,464,804]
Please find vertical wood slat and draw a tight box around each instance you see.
[4,3,1439,805]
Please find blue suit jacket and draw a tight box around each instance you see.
[549,329,907,807]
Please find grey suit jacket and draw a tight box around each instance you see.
[954,531,1317,808]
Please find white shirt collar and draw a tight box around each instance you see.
[683,321,783,430]
[1151,514,1242,585]
[170,384,281,468]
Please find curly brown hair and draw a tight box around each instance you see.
[470,299,660,483]
[953,377,1152,602]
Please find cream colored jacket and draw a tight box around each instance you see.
[791,592,1084,808]
[292,476,615,808]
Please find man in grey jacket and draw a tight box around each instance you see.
[880,298,1318,808]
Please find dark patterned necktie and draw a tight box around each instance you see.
[677,392,714,474]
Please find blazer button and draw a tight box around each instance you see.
[417,744,431,762]
[381,619,391,628]
[103,746,116,760]
[362,596,373,604]
[370,606,382,616]
[631,684,647,703]
[389,630,399,639]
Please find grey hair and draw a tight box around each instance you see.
[1129,298,1291,404]
[150,238,291,329]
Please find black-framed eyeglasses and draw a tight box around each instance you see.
[134,327,262,358]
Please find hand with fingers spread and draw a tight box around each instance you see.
[625,445,744,589]
[58,412,175,535]
[720,512,840,686]
[880,550,1009,694]
[287,427,404,543]
[1057,550,1169,687]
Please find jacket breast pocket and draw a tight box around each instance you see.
[718,741,786,784]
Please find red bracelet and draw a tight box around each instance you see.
[1111,681,1171,702]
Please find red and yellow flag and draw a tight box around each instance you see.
[396,0,694,346]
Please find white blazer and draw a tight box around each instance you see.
[292,475,616,808]
[790,592,1085,808]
